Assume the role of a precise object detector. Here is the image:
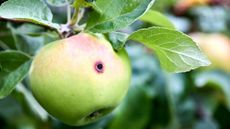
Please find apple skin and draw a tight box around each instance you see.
[190,33,230,72]
[175,0,210,13]
[29,33,131,126]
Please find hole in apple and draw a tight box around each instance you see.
[88,111,101,120]
[86,108,113,121]
[95,61,104,73]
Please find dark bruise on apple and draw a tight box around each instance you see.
[29,33,131,126]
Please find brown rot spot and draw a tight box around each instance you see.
[94,61,104,73]
[85,108,113,121]
[88,111,101,120]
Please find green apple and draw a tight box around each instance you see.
[29,33,131,126]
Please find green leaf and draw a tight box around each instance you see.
[140,10,175,29]
[46,0,69,6]
[0,51,31,99]
[0,0,60,29]
[109,85,152,129]
[85,0,96,2]
[73,0,99,8]
[15,84,48,120]
[213,104,230,128]
[0,22,16,49]
[86,0,155,33]
[194,71,230,109]
[194,118,218,129]
[7,23,59,55]
[107,32,128,51]
[128,27,211,73]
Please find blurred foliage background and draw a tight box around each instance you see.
[0,0,230,129]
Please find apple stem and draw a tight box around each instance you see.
[58,1,85,38]
[69,8,80,27]
[66,0,72,23]
[69,0,85,27]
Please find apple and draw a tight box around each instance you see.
[175,0,210,14]
[190,33,230,72]
[29,33,131,125]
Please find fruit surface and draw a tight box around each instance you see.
[190,33,230,72]
[29,33,131,125]
[175,0,210,13]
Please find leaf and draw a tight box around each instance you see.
[7,23,59,55]
[213,104,230,128]
[0,51,31,99]
[194,71,230,109]
[139,10,175,29]
[0,0,60,29]
[85,0,96,2]
[107,32,128,51]
[0,22,16,49]
[128,27,211,73]
[109,85,152,129]
[15,84,48,121]
[194,118,218,129]
[73,0,99,9]
[191,6,228,33]
[86,0,155,33]
[46,0,69,7]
